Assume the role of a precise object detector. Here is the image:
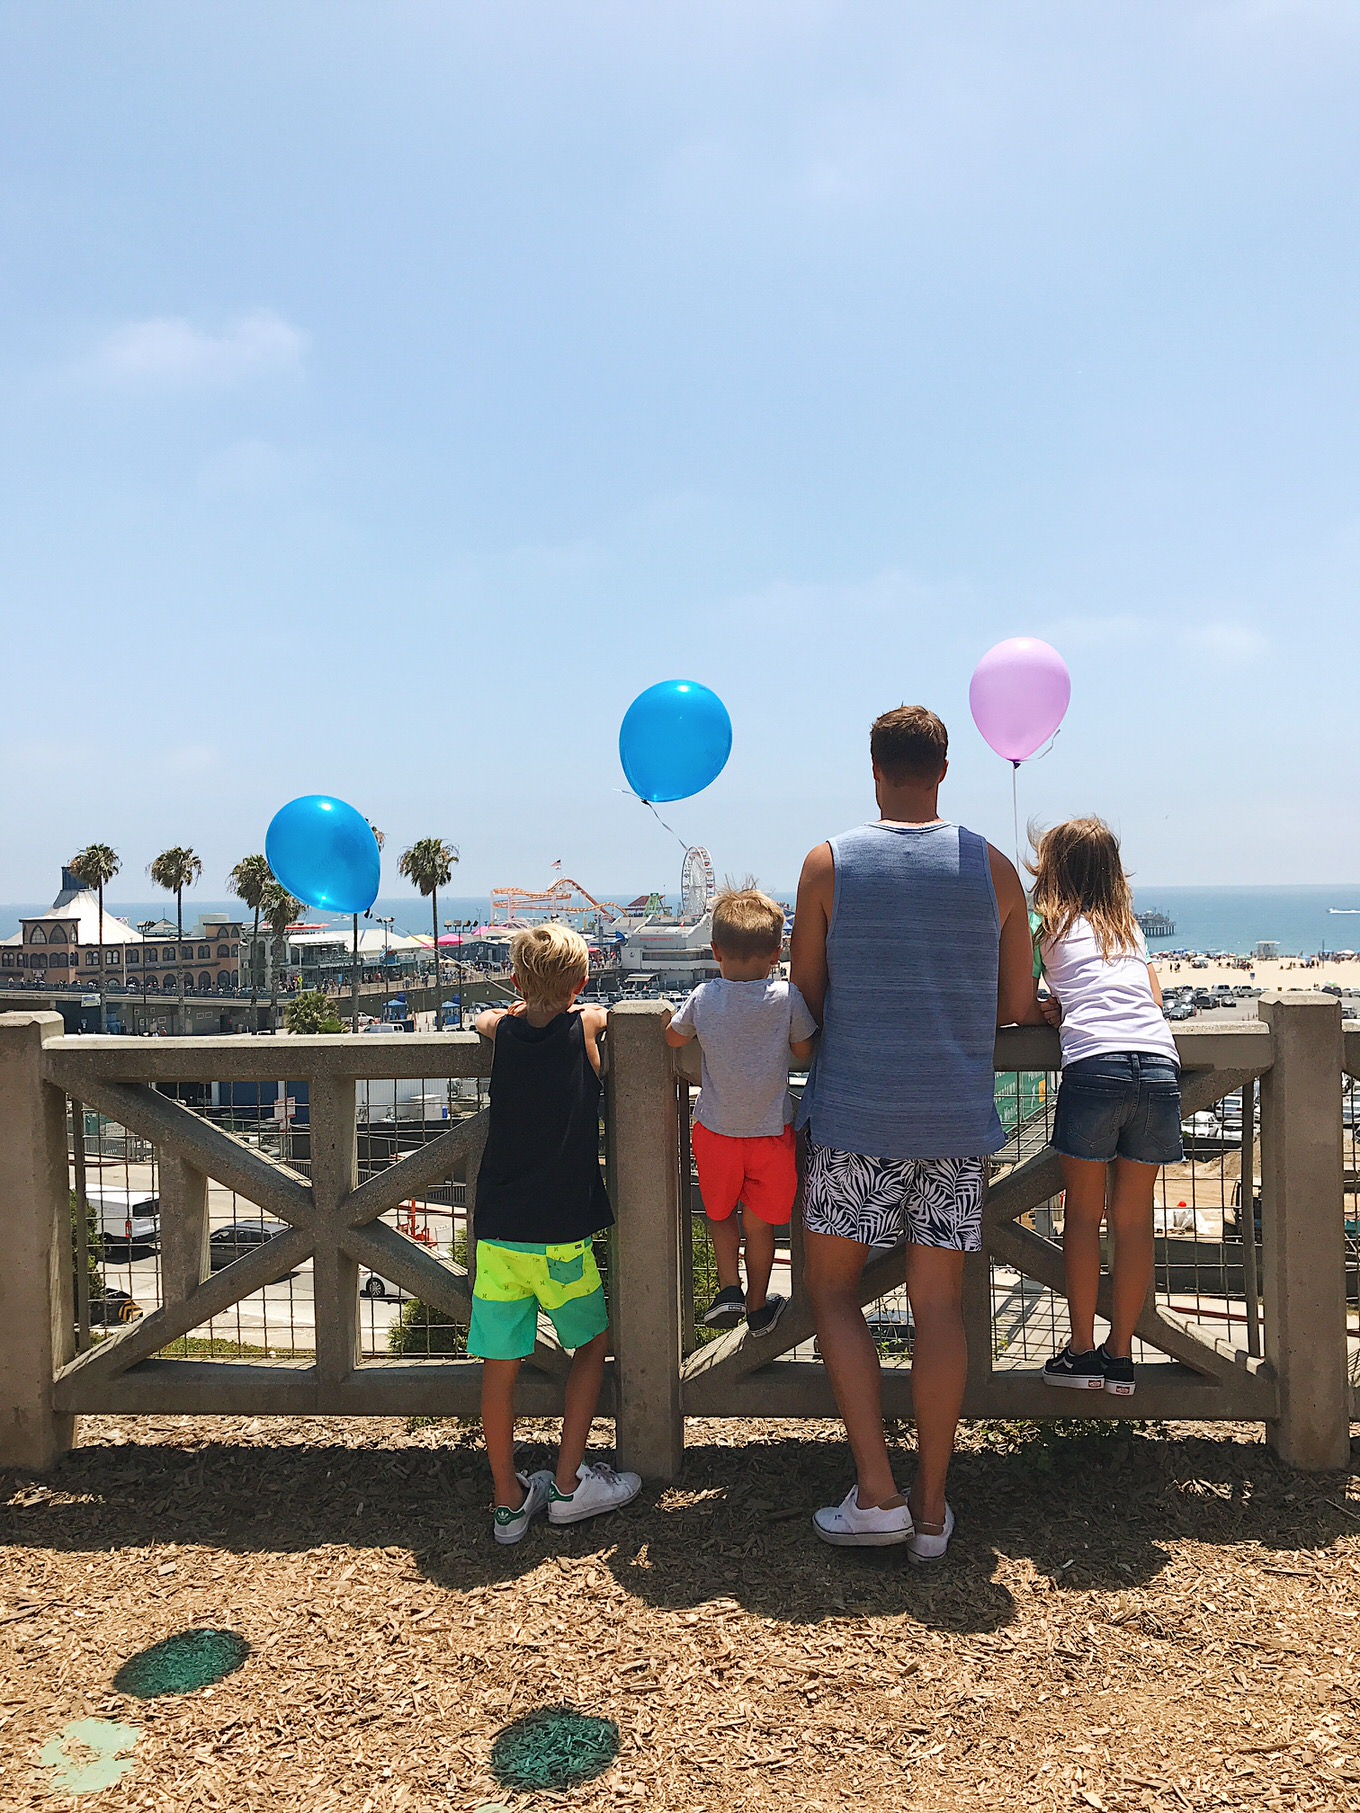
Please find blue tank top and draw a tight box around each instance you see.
[797,821,1003,1159]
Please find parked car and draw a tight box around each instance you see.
[85,1187,160,1249]
[359,1270,413,1301]
[208,1220,290,1269]
[89,1287,143,1326]
[1167,1002,1194,1021]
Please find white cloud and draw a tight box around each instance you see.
[1044,614,1144,650]
[84,310,308,389]
[1046,612,1268,662]
[1177,620,1269,661]
[718,568,968,630]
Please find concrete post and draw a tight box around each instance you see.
[606,1004,684,1480]
[0,1014,75,1469]
[310,1072,360,1393]
[158,1154,209,1306]
[1258,993,1350,1470]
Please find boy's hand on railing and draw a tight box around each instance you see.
[1040,995,1063,1027]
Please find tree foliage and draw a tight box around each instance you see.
[228,854,273,1024]
[69,845,121,999]
[399,837,459,988]
[148,847,203,1019]
[283,990,344,1035]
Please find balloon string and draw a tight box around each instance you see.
[1032,727,1062,762]
[642,798,691,853]
[1012,762,1021,874]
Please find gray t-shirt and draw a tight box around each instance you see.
[671,978,819,1138]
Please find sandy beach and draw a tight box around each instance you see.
[1150,952,1360,996]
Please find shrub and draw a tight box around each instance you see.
[70,1188,104,1315]
[388,1232,470,1357]
[283,990,345,1035]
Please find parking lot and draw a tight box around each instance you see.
[80,1161,462,1355]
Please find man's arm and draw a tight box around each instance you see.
[789,843,833,1026]
[989,845,1045,1027]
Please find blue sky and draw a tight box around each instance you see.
[3,1,1357,903]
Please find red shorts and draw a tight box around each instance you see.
[691,1122,797,1227]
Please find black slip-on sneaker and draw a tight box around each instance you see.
[746,1294,788,1338]
[1042,1345,1106,1390]
[1099,1346,1136,1397]
[702,1285,747,1329]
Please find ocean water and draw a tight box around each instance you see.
[1127,886,1360,956]
[5,884,1360,956]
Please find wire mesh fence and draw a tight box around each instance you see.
[65,1072,489,1364]
[675,1063,1285,1379]
[66,1047,1354,1389]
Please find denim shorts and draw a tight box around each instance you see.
[1051,1052,1183,1167]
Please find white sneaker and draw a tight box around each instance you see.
[907,1501,955,1566]
[812,1485,913,1548]
[547,1462,642,1526]
[492,1470,553,1546]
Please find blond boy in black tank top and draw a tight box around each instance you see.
[471,923,640,1544]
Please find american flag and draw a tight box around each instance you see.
[550,858,562,873]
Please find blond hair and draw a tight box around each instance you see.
[510,922,590,1009]
[710,886,786,961]
[1030,818,1139,959]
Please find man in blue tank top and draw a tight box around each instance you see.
[790,706,1042,1558]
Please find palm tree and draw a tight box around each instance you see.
[227,854,273,1033]
[260,881,303,1031]
[352,825,386,1033]
[148,847,203,1029]
[399,837,458,1004]
[68,844,120,1030]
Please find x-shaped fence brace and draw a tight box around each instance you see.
[683,1061,1271,1407]
[48,1072,572,1395]
[44,1049,1276,1408]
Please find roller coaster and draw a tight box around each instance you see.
[492,845,717,931]
[489,879,627,928]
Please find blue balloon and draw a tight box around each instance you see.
[618,680,732,804]
[265,795,380,914]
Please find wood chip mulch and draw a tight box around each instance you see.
[3,1414,1360,1811]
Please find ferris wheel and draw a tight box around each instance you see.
[681,846,717,920]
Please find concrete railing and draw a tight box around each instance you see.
[0,995,1352,1477]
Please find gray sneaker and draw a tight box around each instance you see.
[492,1470,553,1546]
[548,1462,642,1526]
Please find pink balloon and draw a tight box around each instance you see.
[969,637,1071,764]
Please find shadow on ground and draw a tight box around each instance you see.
[3,1423,1356,1635]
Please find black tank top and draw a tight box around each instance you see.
[475,1012,613,1244]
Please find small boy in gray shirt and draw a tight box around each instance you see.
[665,888,818,1336]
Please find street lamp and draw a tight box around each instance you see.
[137,922,156,1032]
[443,919,475,1030]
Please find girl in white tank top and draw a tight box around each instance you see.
[1032,820,1183,1400]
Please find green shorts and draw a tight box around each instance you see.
[467,1238,608,1361]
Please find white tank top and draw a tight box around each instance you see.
[1040,917,1178,1068]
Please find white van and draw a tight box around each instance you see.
[83,1186,160,1247]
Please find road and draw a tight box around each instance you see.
[82,1160,464,1358]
